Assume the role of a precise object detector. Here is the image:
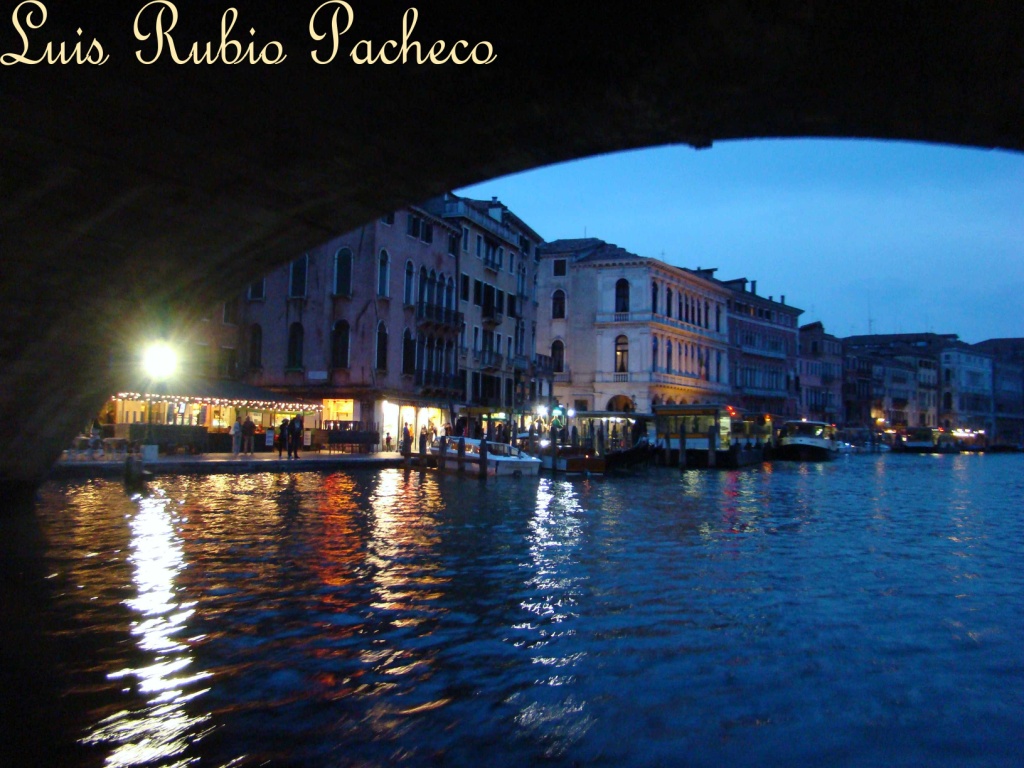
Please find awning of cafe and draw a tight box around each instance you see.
[113,377,322,412]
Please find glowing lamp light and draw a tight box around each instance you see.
[142,341,178,381]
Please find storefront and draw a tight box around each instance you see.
[108,378,321,453]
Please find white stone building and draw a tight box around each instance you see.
[536,239,732,413]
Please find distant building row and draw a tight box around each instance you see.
[191,195,1023,447]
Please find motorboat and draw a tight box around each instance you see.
[892,427,958,454]
[775,420,840,461]
[429,436,541,476]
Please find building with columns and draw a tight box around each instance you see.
[535,239,733,413]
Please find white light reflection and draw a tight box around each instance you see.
[508,480,594,755]
[81,492,212,767]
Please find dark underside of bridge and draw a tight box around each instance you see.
[2,0,1023,509]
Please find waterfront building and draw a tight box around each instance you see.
[421,194,553,424]
[535,239,732,413]
[797,321,843,423]
[842,351,886,431]
[973,338,1024,447]
[842,333,993,439]
[939,343,993,436]
[240,205,463,441]
[701,275,802,419]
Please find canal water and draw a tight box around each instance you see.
[8,454,1024,767]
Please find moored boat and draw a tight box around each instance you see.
[893,427,958,454]
[775,420,839,461]
[429,436,541,476]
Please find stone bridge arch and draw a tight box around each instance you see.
[3,1,1023,503]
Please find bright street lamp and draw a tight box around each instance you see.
[141,341,178,451]
[142,341,178,381]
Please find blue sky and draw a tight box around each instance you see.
[456,139,1023,344]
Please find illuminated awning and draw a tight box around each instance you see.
[113,377,322,412]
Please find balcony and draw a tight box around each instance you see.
[533,353,554,376]
[595,311,727,341]
[442,199,521,247]
[511,354,531,371]
[414,370,462,394]
[416,302,463,331]
[483,254,503,273]
[478,349,504,371]
[481,306,504,326]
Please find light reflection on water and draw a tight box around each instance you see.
[79,490,212,767]
[27,455,1024,767]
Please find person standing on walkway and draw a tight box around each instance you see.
[242,415,255,455]
[231,416,242,457]
[290,414,303,459]
[278,418,289,458]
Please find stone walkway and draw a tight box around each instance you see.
[49,450,416,480]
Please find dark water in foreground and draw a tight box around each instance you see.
[9,454,1024,767]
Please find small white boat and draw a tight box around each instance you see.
[775,420,840,461]
[429,437,542,476]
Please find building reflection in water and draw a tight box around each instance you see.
[81,491,212,767]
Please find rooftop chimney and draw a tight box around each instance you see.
[751,280,757,295]
[781,295,786,305]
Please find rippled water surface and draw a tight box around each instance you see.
[18,454,1024,766]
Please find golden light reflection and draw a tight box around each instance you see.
[81,492,212,767]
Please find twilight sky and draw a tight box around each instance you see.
[456,139,1023,344]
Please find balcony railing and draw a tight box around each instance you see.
[595,311,727,341]
[416,302,463,330]
[478,349,504,370]
[533,353,554,376]
[414,370,462,391]
[481,306,504,326]
[442,199,521,247]
[483,254,503,272]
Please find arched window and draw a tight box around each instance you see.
[377,249,390,297]
[551,340,565,373]
[651,282,658,314]
[678,294,683,320]
[615,335,629,373]
[428,269,438,306]
[334,248,353,296]
[402,328,415,375]
[418,265,428,307]
[330,320,349,369]
[446,276,455,309]
[652,337,658,372]
[552,289,566,319]
[287,322,303,369]
[665,288,673,318]
[289,254,308,298]
[666,339,673,372]
[615,278,630,312]
[248,324,262,369]
[704,300,710,328]
[404,261,415,305]
[375,322,388,371]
